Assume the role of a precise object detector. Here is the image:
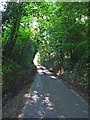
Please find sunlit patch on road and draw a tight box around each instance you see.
[31,94,39,103]
[42,96,53,108]
[18,114,22,118]
[58,115,66,118]
[50,76,56,79]
[33,90,38,94]
[24,93,31,98]
[37,65,52,75]
[37,69,44,74]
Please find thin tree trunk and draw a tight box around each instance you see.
[3,17,21,62]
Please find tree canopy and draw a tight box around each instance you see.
[2,2,89,95]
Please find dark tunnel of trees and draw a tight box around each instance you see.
[1,2,89,96]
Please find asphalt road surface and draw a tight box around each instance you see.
[19,65,88,118]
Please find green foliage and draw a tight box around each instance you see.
[37,2,88,90]
[2,2,89,95]
[2,2,37,95]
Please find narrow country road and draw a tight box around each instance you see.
[19,65,88,118]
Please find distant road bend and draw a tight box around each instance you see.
[19,65,88,118]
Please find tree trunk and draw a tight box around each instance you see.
[3,17,21,62]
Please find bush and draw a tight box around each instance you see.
[2,58,36,95]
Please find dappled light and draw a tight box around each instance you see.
[37,69,44,74]
[50,76,57,79]
[58,115,66,118]
[18,90,55,118]
[24,93,31,98]
[2,2,88,119]
[17,66,88,118]
[37,65,51,75]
